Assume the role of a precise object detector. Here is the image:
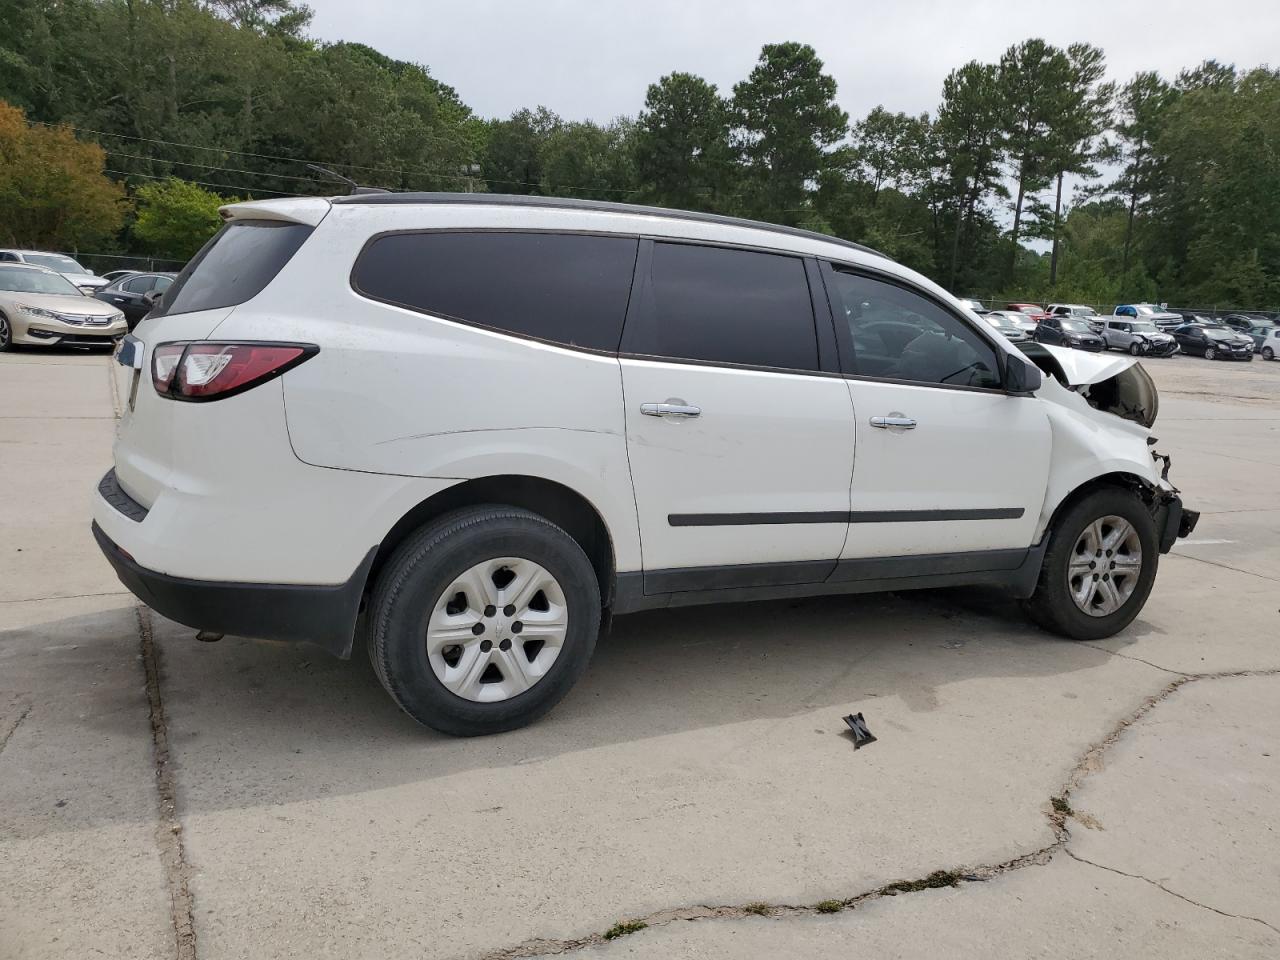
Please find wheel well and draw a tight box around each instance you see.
[365,476,616,608]
[1045,472,1158,539]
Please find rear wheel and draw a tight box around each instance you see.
[368,505,600,736]
[1023,488,1159,640]
[1264,347,1275,361]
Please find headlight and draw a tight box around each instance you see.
[108,310,125,323]
[17,304,58,320]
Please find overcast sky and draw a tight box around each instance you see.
[306,0,1276,123]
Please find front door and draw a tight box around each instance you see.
[620,240,854,590]
[820,264,1051,561]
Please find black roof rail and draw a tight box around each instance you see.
[330,191,886,259]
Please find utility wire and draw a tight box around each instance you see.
[105,148,332,187]
[104,168,302,198]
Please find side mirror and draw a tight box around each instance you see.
[143,291,163,307]
[1004,352,1042,393]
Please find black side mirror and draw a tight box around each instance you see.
[1004,352,1042,393]
[143,291,163,306]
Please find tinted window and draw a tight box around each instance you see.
[353,232,638,352]
[826,269,1001,388]
[122,275,154,293]
[641,242,818,370]
[154,276,173,293]
[154,220,313,318]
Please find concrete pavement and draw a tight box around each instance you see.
[1,346,1277,959]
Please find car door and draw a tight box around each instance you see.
[1038,317,1064,344]
[619,239,853,592]
[820,264,1051,563]
[1174,325,1202,354]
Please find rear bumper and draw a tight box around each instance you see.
[92,521,374,658]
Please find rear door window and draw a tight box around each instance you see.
[352,231,638,352]
[154,220,313,317]
[630,241,819,371]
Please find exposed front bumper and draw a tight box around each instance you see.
[1156,495,1199,554]
[92,521,374,658]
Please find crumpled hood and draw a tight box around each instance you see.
[1037,343,1137,385]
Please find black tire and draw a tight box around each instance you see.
[368,505,600,736]
[0,311,12,352]
[1022,487,1159,641]
[1128,342,1141,356]
[1203,346,1216,360]
[1264,347,1275,361]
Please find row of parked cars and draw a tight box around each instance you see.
[958,298,1279,363]
[0,248,175,351]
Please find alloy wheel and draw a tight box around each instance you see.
[425,557,568,702]
[0,314,10,349]
[1067,516,1143,617]
[1204,347,1216,360]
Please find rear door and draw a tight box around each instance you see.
[820,264,1050,562]
[619,240,853,590]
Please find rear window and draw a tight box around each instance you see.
[351,231,639,352]
[154,220,313,317]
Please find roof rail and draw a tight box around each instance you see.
[331,192,886,259]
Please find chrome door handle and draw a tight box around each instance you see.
[641,401,701,419]
[870,416,917,430]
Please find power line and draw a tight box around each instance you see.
[104,168,301,198]
[105,148,331,187]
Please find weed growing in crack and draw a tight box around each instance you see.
[880,870,961,895]
[743,902,773,916]
[603,921,647,940]
[1051,796,1074,816]
[814,900,844,914]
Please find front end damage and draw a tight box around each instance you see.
[1019,342,1199,554]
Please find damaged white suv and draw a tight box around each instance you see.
[94,194,1197,735]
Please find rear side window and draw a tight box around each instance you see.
[352,231,639,352]
[637,241,818,371]
[155,220,313,317]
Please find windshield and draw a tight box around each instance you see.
[1061,319,1093,332]
[22,253,87,274]
[1072,306,1098,317]
[1131,322,1159,333]
[1014,305,1040,314]
[1202,325,1232,334]
[1134,305,1157,315]
[0,266,81,296]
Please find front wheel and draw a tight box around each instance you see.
[1023,488,1159,641]
[1128,342,1142,356]
[368,505,600,736]
[1204,346,1216,360]
[1264,347,1275,361]
[0,312,11,352]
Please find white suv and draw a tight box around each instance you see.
[93,194,1198,735]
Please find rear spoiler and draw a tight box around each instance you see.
[218,197,332,227]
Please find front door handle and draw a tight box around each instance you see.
[870,415,917,430]
[641,401,701,419]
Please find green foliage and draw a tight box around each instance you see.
[602,920,647,940]
[0,5,1274,308]
[814,900,843,914]
[132,177,232,258]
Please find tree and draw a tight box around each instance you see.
[850,107,931,203]
[996,39,1068,280]
[0,100,125,249]
[207,0,314,38]
[1108,71,1174,277]
[540,118,636,201]
[935,62,1007,288]
[483,107,561,194]
[1044,43,1114,286]
[730,42,847,225]
[132,177,233,258]
[634,72,733,211]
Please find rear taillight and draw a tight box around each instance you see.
[151,342,317,401]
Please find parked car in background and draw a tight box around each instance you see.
[1114,303,1182,330]
[1261,328,1280,361]
[982,311,1030,342]
[1218,314,1276,350]
[1048,304,1103,331]
[1243,322,1277,352]
[1034,316,1105,351]
[100,269,142,284]
[986,309,1038,334]
[0,250,108,293]
[94,272,177,329]
[91,193,1196,735]
[1172,309,1214,325]
[1171,323,1255,360]
[1008,302,1050,324]
[1100,318,1179,356]
[0,264,126,350]
[957,297,988,314]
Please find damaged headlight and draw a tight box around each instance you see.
[1079,362,1159,428]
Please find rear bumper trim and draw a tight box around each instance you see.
[92,522,375,658]
[98,468,149,522]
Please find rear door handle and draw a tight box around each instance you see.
[641,401,701,419]
[870,416,917,430]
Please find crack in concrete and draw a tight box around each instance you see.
[1167,552,1280,582]
[1079,643,1191,677]
[474,668,1280,959]
[0,701,33,756]
[0,590,131,605]
[1064,848,1280,936]
[136,605,198,960]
